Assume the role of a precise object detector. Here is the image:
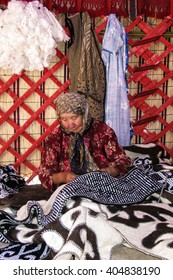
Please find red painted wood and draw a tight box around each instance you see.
[0,80,70,155]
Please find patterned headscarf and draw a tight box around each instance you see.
[56,91,86,114]
[55,92,98,174]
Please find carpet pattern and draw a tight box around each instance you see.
[0,143,173,260]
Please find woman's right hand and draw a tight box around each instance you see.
[64,171,78,183]
[52,171,77,184]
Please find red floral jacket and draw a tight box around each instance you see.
[38,119,131,191]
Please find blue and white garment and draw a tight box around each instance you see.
[102,14,130,146]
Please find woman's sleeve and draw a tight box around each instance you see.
[102,125,131,176]
[38,133,60,192]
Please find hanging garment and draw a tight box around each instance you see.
[67,12,106,121]
[102,14,130,146]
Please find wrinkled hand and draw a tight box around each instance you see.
[100,166,119,177]
[64,171,78,183]
[100,167,109,173]
[52,171,78,185]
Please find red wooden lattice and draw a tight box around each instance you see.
[0,15,173,182]
[127,15,173,156]
[0,52,70,180]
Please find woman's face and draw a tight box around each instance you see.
[60,113,83,133]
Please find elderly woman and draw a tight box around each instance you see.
[38,92,131,192]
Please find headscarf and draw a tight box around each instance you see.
[55,92,98,174]
[56,92,87,117]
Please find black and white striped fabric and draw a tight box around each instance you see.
[25,167,164,226]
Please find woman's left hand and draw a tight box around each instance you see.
[100,166,119,177]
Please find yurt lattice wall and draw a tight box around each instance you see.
[0,6,173,182]
[126,15,173,153]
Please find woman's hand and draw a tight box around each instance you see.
[100,166,119,177]
[64,171,78,183]
[52,171,78,184]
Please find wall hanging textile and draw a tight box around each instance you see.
[35,0,129,18]
[1,1,172,19]
[138,0,171,19]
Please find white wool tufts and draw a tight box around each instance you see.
[0,0,70,74]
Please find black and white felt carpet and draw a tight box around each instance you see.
[0,143,173,260]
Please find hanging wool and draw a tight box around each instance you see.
[0,0,69,74]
